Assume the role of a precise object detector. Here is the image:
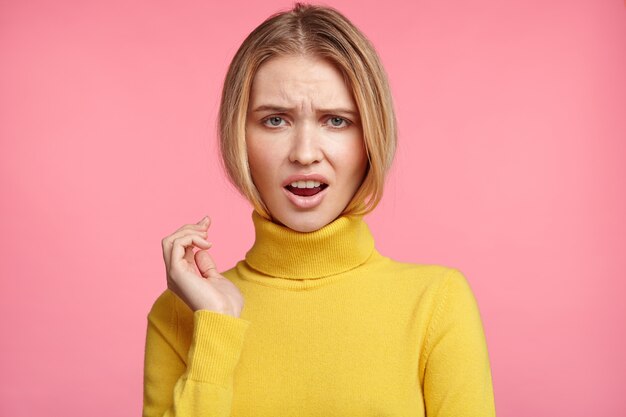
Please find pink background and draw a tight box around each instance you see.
[1,0,625,415]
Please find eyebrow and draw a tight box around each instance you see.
[251,104,359,118]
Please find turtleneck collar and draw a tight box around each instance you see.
[244,211,375,280]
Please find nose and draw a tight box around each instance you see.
[288,123,323,165]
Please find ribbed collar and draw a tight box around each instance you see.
[244,211,375,280]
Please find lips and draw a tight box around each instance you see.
[282,174,330,208]
[285,183,329,197]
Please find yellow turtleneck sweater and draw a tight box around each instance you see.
[143,212,496,416]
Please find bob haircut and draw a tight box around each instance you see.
[218,2,397,218]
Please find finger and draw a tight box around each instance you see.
[176,221,210,233]
[171,216,211,235]
[171,235,212,265]
[195,249,219,279]
[172,223,209,235]
[197,216,211,227]
[163,228,208,250]
[184,245,195,264]
[163,228,209,271]
[162,217,211,269]
[189,215,211,230]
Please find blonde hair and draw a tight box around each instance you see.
[218,2,397,218]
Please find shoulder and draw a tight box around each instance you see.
[373,252,468,289]
[422,267,486,340]
[404,264,472,295]
[398,263,477,310]
[366,253,478,309]
[429,267,478,310]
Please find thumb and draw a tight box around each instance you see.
[195,249,219,279]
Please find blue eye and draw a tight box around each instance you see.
[263,116,285,127]
[328,117,349,128]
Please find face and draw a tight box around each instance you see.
[245,55,368,233]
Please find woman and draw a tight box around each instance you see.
[143,3,496,416]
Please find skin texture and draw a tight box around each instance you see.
[245,54,368,233]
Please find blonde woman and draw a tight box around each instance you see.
[143,3,496,416]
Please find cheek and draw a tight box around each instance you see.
[334,139,368,179]
[247,147,265,184]
[351,155,368,188]
[247,139,279,191]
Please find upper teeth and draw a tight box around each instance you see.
[291,180,321,188]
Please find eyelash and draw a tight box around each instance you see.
[261,116,351,129]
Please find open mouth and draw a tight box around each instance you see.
[285,180,329,197]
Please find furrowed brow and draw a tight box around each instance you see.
[319,108,360,118]
[250,105,291,113]
[251,104,359,118]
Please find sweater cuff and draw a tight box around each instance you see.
[186,310,251,386]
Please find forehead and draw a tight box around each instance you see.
[249,55,355,108]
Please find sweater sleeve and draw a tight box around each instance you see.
[142,290,251,417]
[421,269,496,416]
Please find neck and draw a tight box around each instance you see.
[244,211,375,280]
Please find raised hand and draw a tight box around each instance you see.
[161,216,244,317]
